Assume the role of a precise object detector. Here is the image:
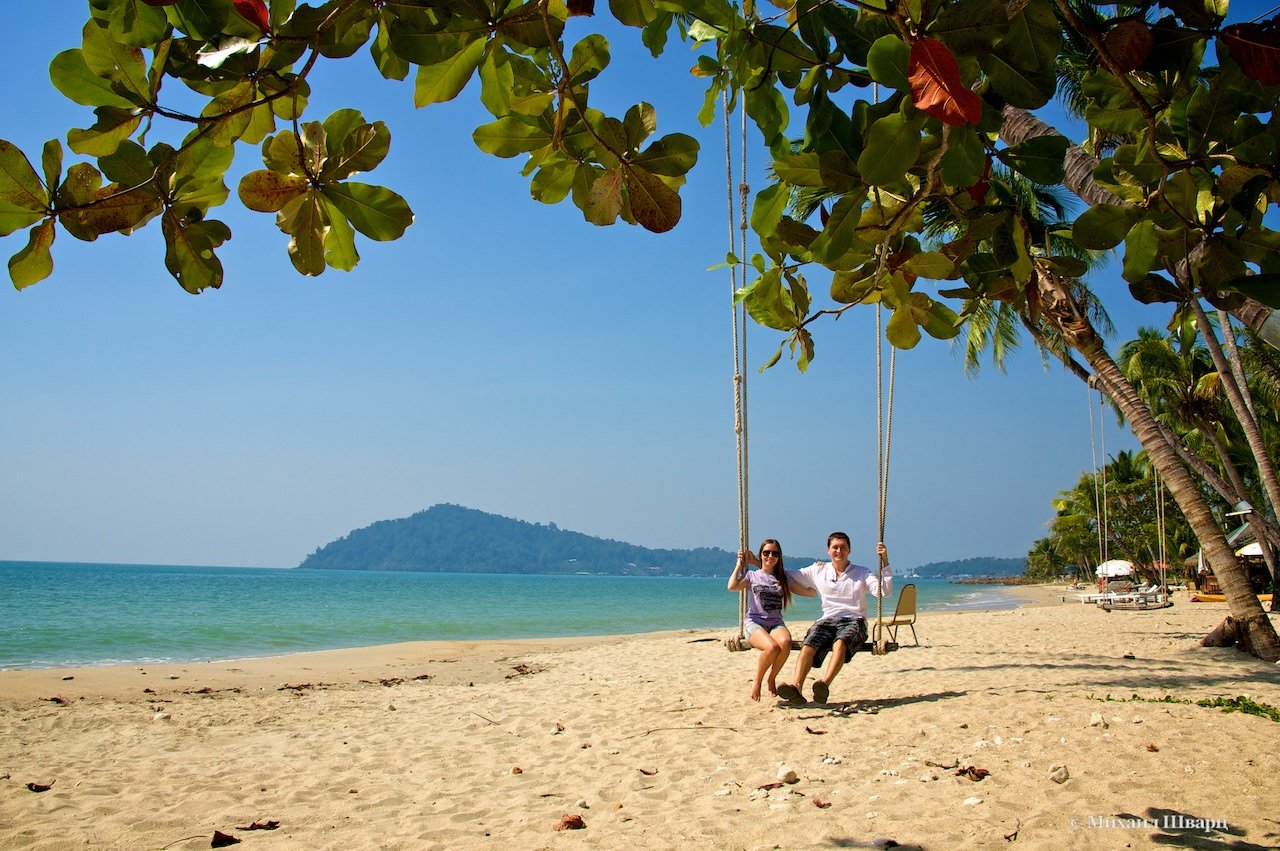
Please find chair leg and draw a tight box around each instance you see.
[908,623,917,646]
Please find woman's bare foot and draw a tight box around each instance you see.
[766,677,778,696]
[750,683,762,701]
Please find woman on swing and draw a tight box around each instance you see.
[727,540,815,701]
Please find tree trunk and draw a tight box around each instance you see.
[998,105,1280,352]
[1035,273,1280,661]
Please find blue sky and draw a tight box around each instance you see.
[0,4,1176,570]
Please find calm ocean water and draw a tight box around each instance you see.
[0,561,1021,670]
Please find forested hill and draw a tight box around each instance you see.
[911,556,1027,578]
[298,504,735,576]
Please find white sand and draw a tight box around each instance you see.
[3,587,1279,849]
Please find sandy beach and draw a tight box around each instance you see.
[3,586,1279,850]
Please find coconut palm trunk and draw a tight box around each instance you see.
[1035,271,1280,661]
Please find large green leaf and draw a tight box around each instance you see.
[82,18,149,104]
[577,165,624,226]
[938,125,985,187]
[8,218,55,289]
[323,120,391,181]
[808,189,868,264]
[567,34,609,86]
[857,112,923,186]
[738,267,799,330]
[630,133,698,177]
[413,36,486,106]
[321,198,360,271]
[530,158,577,204]
[67,107,143,157]
[238,169,309,212]
[472,116,550,158]
[0,140,50,212]
[322,182,413,241]
[997,134,1068,185]
[106,0,171,47]
[930,0,1009,55]
[1073,204,1144,250]
[1122,219,1158,283]
[866,35,909,91]
[624,165,680,233]
[0,201,47,238]
[278,191,329,276]
[162,211,229,293]
[49,49,140,109]
[165,0,230,41]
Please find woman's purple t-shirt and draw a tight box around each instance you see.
[745,570,786,628]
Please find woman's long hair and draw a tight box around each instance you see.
[758,538,792,610]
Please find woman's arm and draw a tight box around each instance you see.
[727,550,751,592]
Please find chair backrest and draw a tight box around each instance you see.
[893,583,917,621]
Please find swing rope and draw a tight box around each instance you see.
[872,302,896,654]
[725,83,752,650]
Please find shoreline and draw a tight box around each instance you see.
[4,587,1280,848]
[1,578,1031,674]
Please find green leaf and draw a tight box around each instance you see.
[238,169,309,212]
[41,141,63,196]
[81,18,149,104]
[738,268,798,330]
[886,303,923,348]
[530,158,577,204]
[770,153,825,187]
[610,0,657,28]
[0,140,50,212]
[857,112,924,187]
[67,107,143,157]
[577,165,624,226]
[161,211,229,293]
[930,0,1009,54]
[750,183,790,241]
[567,34,609,86]
[631,133,698,177]
[107,0,171,47]
[998,134,1068,185]
[1128,273,1183,304]
[625,166,681,234]
[867,35,910,91]
[0,200,48,238]
[808,189,868,264]
[413,37,486,107]
[8,218,55,289]
[278,191,329,276]
[321,182,413,241]
[902,251,955,279]
[166,0,230,41]
[49,49,139,109]
[321,198,360,271]
[622,103,657,150]
[938,125,985,187]
[472,116,550,158]
[323,120,391,181]
[1122,219,1158,283]
[1073,204,1144,250]
[1224,273,1280,308]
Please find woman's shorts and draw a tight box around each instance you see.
[744,619,785,639]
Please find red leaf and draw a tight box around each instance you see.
[1221,22,1280,87]
[211,831,241,848]
[814,798,833,808]
[908,38,982,126]
[232,0,270,34]
[967,155,993,203]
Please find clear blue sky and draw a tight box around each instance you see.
[1,5,1173,570]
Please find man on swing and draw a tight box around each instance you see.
[776,533,891,706]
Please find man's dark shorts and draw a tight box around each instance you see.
[803,616,867,666]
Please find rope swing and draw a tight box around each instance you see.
[725,81,753,653]
[869,302,897,655]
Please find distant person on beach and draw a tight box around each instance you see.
[726,539,814,701]
[776,533,891,706]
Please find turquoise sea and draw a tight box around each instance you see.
[0,561,1022,670]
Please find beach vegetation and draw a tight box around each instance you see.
[1089,693,1280,723]
[3,0,1280,658]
